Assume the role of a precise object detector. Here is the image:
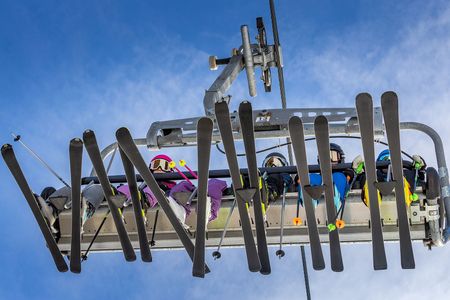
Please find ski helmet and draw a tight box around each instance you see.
[377,149,390,161]
[40,186,56,200]
[149,154,174,173]
[262,152,288,168]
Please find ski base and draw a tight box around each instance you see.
[381,91,415,269]
[193,117,214,278]
[355,93,387,270]
[2,144,68,272]
[288,116,325,271]
[314,116,344,272]
[239,101,271,275]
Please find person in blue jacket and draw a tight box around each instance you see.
[296,143,355,210]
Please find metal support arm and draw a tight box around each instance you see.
[203,54,244,116]
[400,122,450,242]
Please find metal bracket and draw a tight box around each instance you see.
[146,107,384,150]
[410,202,440,223]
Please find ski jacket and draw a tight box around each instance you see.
[296,172,349,209]
[118,179,227,222]
[170,179,227,221]
[117,185,158,208]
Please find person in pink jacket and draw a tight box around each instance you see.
[117,154,227,222]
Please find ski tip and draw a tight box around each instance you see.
[332,266,344,272]
[125,253,137,262]
[356,93,372,105]
[82,129,96,142]
[381,91,398,106]
[214,100,229,114]
[401,255,415,269]
[239,100,252,110]
[288,116,303,129]
[115,127,130,140]
[141,256,153,263]
[69,264,81,274]
[314,115,328,126]
[57,262,69,273]
[1,143,12,154]
[249,265,262,273]
[313,262,326,271]
[197,117,213,128]
[374,264,388,271]
[141,249,152,262]
[260,270,271,275]
[192,271,205,278]
[70,138,83,146]
[401,263,415,270]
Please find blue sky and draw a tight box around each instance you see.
[1,0,450,299]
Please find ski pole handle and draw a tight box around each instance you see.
[169,161,193,184]
[179,159,198,179]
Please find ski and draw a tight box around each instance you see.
[115,127,210,275]
[69,138,83,273]
[239,101,271,275]
[381,91,415,269]
[214,100,261,272]
[288,116,325,271]
[314,116,344,272]
[193,117,214,278]
[118,147,152,263]
[355,93,388,270]
[1,144,68,272]
[83,130,136,262]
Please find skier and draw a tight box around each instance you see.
[37,183,106,235]
[361,149,426,206]
[295,143,356,209]
[118,154,228,226]
[261,152,293,203]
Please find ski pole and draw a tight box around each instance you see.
[81,210,109,261]
[150,209,159,246]
[11,133,70,188]
[168,161,193,184]
[81,148,120,261]
[212,198,237,259]
[179,159,198,179]
[330,173,358,229]
[293,185,302,225]
[188,187,198,205]
[276,183,287,258]
[410,163,420,202]
[386,164,392,182]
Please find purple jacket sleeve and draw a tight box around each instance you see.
[169,181,195,196]
[169,181,195,215]
[207,179,227,221]
[142,186,158,208]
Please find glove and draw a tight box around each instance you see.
[281,173,293,187]
[412,155,425,170]
[352,155,364,175]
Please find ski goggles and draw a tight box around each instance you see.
[150,159,172,172]
[378,153,391,161]
[330,150,341,163]
[266,157,285,167]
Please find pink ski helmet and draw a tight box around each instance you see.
[149,154,173,173]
